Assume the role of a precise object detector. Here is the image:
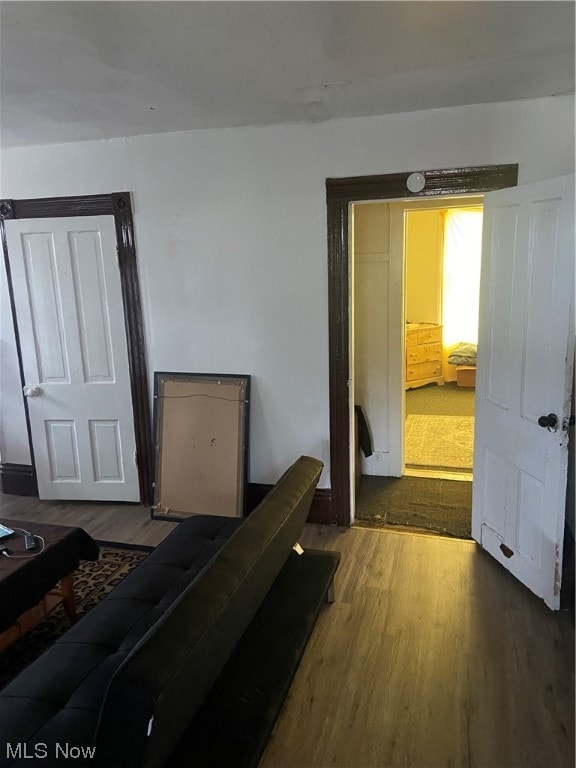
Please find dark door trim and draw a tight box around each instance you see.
[326,164,518,527]
[0,193,152,505]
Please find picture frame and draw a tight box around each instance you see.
[151,372,250,520]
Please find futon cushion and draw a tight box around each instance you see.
[95,455,322,768]
[0,456,324,768]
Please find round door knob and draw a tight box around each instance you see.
[537,413,558,430]
[23,385,43,398]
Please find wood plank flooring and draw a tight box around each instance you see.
[262,525,574,768]
[1,493,573,767]
[0,493,178,547]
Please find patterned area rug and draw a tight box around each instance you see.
[0,545,151,688]
[405,414,474,470]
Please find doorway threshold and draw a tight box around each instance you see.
[404,467,473,482]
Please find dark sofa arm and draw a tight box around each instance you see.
[95,455,323,768]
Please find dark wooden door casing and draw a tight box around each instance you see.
[326,164,519,527]
[0,193,152,505]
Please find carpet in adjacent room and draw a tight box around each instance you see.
[405,381,475,417]
[405,413,474,471]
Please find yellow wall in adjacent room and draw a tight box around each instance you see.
[405,210,443,325]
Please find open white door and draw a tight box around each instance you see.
[473,175,575,609]
[6,216,140,502]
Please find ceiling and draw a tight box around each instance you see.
[1,1,574,148]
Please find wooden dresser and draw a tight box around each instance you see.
[405,323,444,389]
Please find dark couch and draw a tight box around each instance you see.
[0,455,339,768]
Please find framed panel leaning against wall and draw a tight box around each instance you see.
[151,372,250,521]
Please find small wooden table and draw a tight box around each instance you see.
[0,519,99,652]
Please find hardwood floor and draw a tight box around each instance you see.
[1,493,573,767]
[0,493,178,547]
[264,526,575,768]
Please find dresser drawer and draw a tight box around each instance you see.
[406,342,442,365]
[406,329,419,347]
[416,326,442,345]
[406,361,443,382]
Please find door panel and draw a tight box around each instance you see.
[473,175,574,609]
[484,207,519,410]
[46,420,80,482]
[22,231,70,383]
[89,420,125,482]
[70,230,116,382]
[6,216,139,501]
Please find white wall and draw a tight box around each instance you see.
[353,202,396,476]
[1,95,574,490]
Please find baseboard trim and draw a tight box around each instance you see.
[247,483,335,525]
[0,463,39,497]
[0,469,337,524]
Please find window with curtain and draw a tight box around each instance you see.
[442,207,483,348]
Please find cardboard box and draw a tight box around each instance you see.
[456,366,476,388]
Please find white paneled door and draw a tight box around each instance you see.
[6,216,139,501]
[473,175,575,609]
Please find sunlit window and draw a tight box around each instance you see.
[442,208,483,349]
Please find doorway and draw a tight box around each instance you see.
[352,199,483,538]
[325,164,519,529]
[328,169,574,609]
[404,203,482,482]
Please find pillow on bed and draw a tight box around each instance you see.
[448,342,477,366]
